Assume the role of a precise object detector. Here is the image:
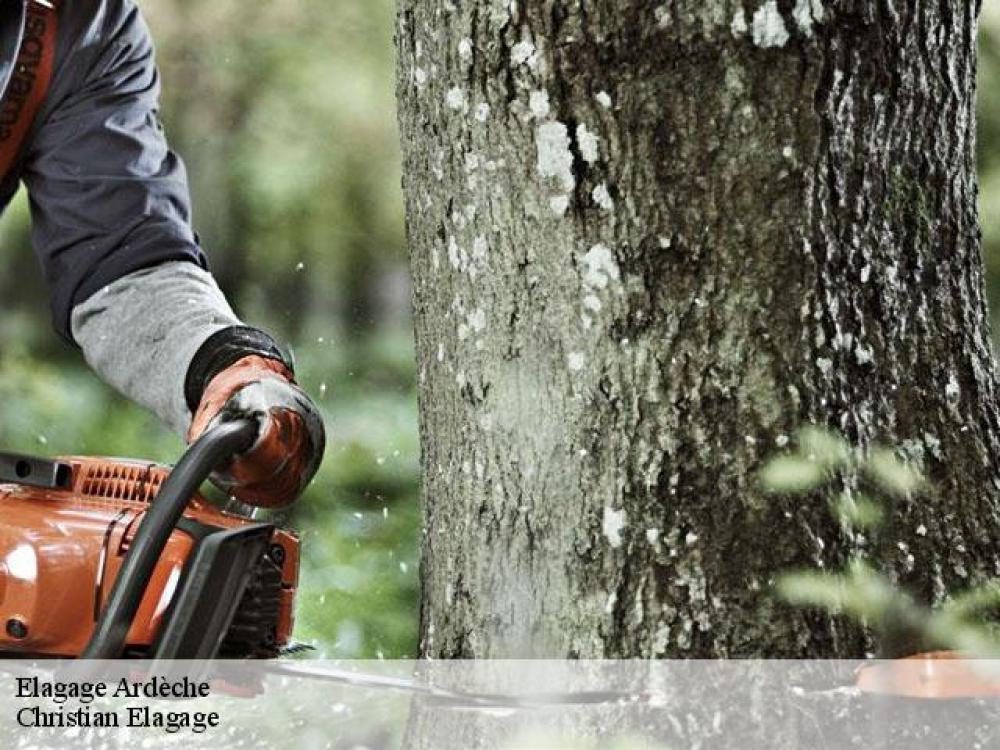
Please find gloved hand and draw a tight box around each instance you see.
[187,355,326,507]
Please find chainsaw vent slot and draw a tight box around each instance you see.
[219,552,284,658]
[78,463,165,504]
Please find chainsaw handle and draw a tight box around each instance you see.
[82,418,259,659]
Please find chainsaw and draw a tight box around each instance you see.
[0,418,298,659]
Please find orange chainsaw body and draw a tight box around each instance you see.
[0,456,298,657]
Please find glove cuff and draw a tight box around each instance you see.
[186,355,296,444]
[184,326,293,414]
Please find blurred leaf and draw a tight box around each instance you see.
[760,454,826,492]
[778,571,851,612]
[779,560,912,624]
[942,583,1000,620]
[865,448,924,495]
[830,491,884,529]
[797,425,852,468]
[927,612,1000,659]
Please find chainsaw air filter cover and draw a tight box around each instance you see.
[0,454,298,658]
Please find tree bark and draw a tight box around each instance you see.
[395,0,997,657]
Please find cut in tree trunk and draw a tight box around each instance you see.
[395,0,996,657]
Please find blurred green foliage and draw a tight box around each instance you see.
[0,4,999,660]
[981,7,1000,313]
[0,0,417,658]
[763,427,1000,657]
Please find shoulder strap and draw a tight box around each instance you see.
[0,0,59,181]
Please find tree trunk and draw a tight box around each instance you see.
[395,0,997,657]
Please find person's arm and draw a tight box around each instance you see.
[20,0,324,506]
[21,0,204,338]
[71,263,326,507]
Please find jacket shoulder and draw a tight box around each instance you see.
[50,0,152,92]
[56,0,149,57]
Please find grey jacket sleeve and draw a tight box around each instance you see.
[21,0,207,341]
[71,262,242,436]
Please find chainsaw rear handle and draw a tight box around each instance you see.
[82,417,259,659]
